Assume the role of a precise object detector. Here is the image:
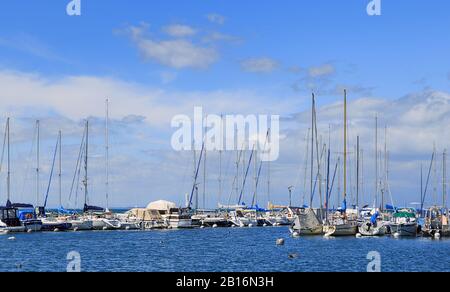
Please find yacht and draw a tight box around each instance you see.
[228,209,258,227]
[358,208,386,236]
[0,205,26,233]
[390,208,418,237]
[290,208,323,235]
[192,211,231,227]
[14,204,42,232]
[147,200,192,229]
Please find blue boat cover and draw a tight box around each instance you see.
[370,212,379,225]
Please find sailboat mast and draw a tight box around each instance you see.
[443,150,447,208]
[105,99,110,212]
[267,129,271,206]
[310,93,315,207]
[356,135,360,208]
[343,90,347,201]
[6,118,10,203]
[203,125,206,210]
[382,126,388,212]
[433,143,437,205]
[36,120,40,207]
[193,140,197,210]
[254,143,258,206]
[218,115,223,205]
[375,115,378,208]
[84,120,89,206]
[59,130,62,208]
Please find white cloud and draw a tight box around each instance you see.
[162,24,197,37]
[202,32,242,44]
[240,57,279,73]
[2,68,449,208]
[0,69,298,208]
[160,71,177,84]
[206,13,226,25]
[124,24,218,69]
[308,63,335,77]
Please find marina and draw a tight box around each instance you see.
[1,0,450,274]
[1,93,450,240]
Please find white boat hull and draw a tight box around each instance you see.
[324,223,358,236]
[0,226,26,233]
[358,222,385,236]
[119,221,141,230]
[24,222,42,232]
[167,218,192,228]
[69,219,93,230]
[230,217,257,227]
[390,223,417,237]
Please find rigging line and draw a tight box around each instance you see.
[18,124,37,201]
[301,128,311,206]
[421,151,435,211]
[0,122,7,173]
[291,128,310,204]
[43,137,59,208]
[226,143,245,208]
[238,144,255,205]
[188,142,205,209]
[221,147,233,204]
[328,158,339,208]
[74,146,85,210]
[311,143,327,204]
[251,130,270,207]
[68,126,86,204]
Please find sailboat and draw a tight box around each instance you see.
[39,130,72,232]
[290,94,323,235]
[79,119,121,230]
[3,119,42,232]
[0,118,26,233]
[323,90,358,237]
[102,99,136,230]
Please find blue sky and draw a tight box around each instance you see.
[1,0,450,208]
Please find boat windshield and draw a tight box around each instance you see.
[0,208,18,220]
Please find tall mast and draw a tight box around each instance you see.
[254,143,258,206]
[6,118,10,203]
[193,140,197,210]
[310,93,315,207]
[267,129,271,206]
[343,90,347,202]
[420,163,423,210]
[374,115,378,208]
[59,130,62,208]
[443,150,447,209]
[382,126,387,212]
[432,143,437,205]
[356,135,360,208]
[84,120,89,207]
[105,99,110,212]
[218,115,223,205]
[36,120,40,207]
[203,123,207,210]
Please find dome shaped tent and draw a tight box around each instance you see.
[146,200,177,212]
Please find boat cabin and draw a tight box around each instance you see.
[0,206,21,227]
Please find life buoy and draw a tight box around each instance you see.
[26,213,33,220]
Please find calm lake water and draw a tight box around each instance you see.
[1,227,449,272]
